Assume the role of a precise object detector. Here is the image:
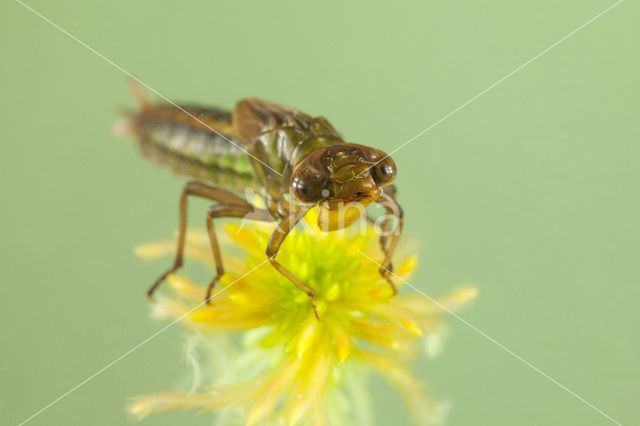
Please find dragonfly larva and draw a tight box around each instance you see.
[116,80,402,320]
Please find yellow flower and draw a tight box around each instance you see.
[129,209,476,425]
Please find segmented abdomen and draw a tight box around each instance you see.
[129,105,254,192]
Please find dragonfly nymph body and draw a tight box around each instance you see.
[118,81,403,320]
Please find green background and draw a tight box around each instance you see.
[1,1,638,425]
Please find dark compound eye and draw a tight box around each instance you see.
[371,158,396,186]
[291,172,329,203]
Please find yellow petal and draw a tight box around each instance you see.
[453,286,478,302]
[134,242,173,259]
[167,274,203,299]
[334,333,351,362]
[297,321,318,360]
[399,318,423,336]
[395,255,418,278]
[324,283,341,301]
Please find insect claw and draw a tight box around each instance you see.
[205,274,222,305]
[386,277,398,296]
[311,297,322,321]
[389,280,398,296]
[205,294,214,305]
[379,267,398,296]
[205,289,214,305]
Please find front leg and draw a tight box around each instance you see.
[375,191,403,295]
[265,206,321,320]
[366,214,393,274]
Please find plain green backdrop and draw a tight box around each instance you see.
[1,1,638,425]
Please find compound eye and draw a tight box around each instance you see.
[371,158,396,186]
[291,171,329,203]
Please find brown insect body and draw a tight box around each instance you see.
[119,82,402,320]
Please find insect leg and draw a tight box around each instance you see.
[265,206,321,320]
[204,203,273,303]
[146,180,257,301]
[366,214,393,272]
[374,192,404,295]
